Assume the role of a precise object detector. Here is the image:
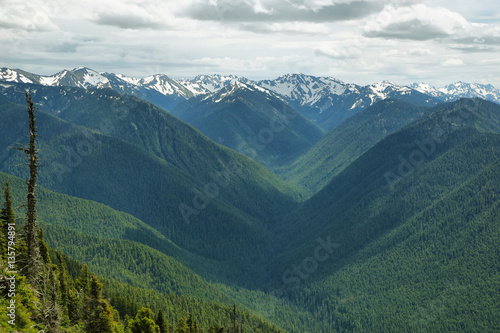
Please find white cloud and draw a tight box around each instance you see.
[364,4,472,40]
[441,58,464,66]
[0,0,60,31]
[315,46,362,59]
[241,22,331,34]
[184,0,384,23]
[0,0,500,88]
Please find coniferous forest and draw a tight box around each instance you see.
[0,73,499,332]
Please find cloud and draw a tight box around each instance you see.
[87,0,183,30]
[184,0,384,23]
[47,42,80,53]
[441,58,464,66]
[364,4,471,40]
[315,46,362,59]
[241,22,331,34]
[452,34,500,46]
[408,47,433,56]
[0,0,59,31]
[450,45,497,53]
[93,13,168,29]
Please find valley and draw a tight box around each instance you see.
[0,68,499,332]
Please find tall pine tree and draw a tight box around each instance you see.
[156,309,168,333]
[0,181,15,260]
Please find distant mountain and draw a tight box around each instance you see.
[179,74,246,95]
[410,81,500,103]
[172,80,325,167]
[257,74,440,129]
[278,99,437,193]
[0,67,192,111]
[2,67,499,130]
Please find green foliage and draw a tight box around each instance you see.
[82,275,117,333]
[0,91,300,287]
[2,82,500,332]
[172,85,324,168]
[155,309,168,333]
[0,181,15,259]
[266,99,500,332]
[278,100,438,194]
[129,307,160,333]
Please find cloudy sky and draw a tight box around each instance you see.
[1,0,500,87]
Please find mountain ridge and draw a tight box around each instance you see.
[2,67,499,119]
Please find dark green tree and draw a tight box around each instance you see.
[232,304,237,333]
[156,309,168,333]
[176,316,188,333]
[0,181,15,260]
[56,252,69,320]
[76,264,91,295]
[129,307,160,333]
[83,275,114,333]
[187,313,194,333]
[38,227,51,265]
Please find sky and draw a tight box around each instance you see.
[1,0,500,87]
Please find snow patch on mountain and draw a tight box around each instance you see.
[410,82,500,103]
[257,74,350,107]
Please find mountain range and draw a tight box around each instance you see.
[2,67,500,129]
[0,66,499,332]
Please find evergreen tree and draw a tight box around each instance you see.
[129,307,160,333]
[38,227,51,265]
[176,316,188,333]
[83,275,115,333]
[56,252,69,320]
[0,181,15,260]
[232,304,237,333]
[156,309,168,333]
[187,313,194,333]
[76,264,91,295]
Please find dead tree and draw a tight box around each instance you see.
[14,92,43,286]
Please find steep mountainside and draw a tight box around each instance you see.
[278,99,443,193]
[2,66,500,332]
[0,92,299,287]
[265,99,500,331]
[172,81,325,168]
[0,172,289,332]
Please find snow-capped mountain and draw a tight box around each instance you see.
[2,67,499,129]
[199,79,282,104]
[0,67,193,111]
[410,82,500,104]
[256,74,438,129]
[179,74,247,96]
[0,67,110,88]
[171,79,324,166]
[257,73,355,106]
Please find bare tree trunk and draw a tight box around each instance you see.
[14,92,42,286]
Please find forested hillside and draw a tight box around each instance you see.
[264,99,500,331]
[171,82,324,168]
[0,92,300,287]
[0,83,498,332]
